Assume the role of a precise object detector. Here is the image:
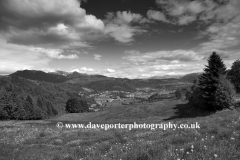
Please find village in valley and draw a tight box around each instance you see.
[83,87,179,112]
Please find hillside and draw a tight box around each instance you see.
[179,73,202,83]
[11,70,68,83]
[1,99,240,160]
[0,75,83,119]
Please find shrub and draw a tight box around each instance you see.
[65,97,89,113]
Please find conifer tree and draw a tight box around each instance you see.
[198,52,227,110]
[228,60,240,92]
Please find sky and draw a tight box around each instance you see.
[0,0,240,79]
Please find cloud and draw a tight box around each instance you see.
[157,0,205,16]
[0,38,50,74]
[105,68,115,73]
[30,47,78,59]
[147,10,169,23]
[104,11,147,43]
[93,54,102,60]
[0,0,105,49]
[71,67,95,73]
[122,50,204,63]
[178,15,196,25]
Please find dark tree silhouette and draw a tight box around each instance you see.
[228,60,240,92]
[65,97,89,113]
[197,52,234,111]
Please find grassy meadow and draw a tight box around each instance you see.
[1,99,240,160]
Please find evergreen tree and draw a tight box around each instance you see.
[213,75,236,110]
[228,60,240,92]
[198,52,227,110]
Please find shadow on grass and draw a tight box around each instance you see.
[163,103,213,121]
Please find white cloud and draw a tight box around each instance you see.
[30,47,78,59]
[0,39,50,74]
[93,54,102,60]
[147,10,169,23]
[105,68,115,73]
[71,67,95,73]
[0,0,105,49]
[104,11,147,43]
[157,0,205,16]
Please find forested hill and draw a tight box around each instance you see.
[0,76,82,120]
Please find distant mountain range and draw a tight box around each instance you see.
[149,75,182,79]
[8,70,199,92]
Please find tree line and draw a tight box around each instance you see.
[0,76,89,120]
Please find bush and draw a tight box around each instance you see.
[65,97,89,113]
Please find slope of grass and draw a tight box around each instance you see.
[1,99,240,160]
[51,99,185,123]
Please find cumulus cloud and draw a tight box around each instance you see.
[93,54,102,60]
[0,0,105,50]
[157,0,205,16]
[147,10,169,23]
[104,11,147,43]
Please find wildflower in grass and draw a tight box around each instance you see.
[204,145,207,149]
[214,154,218,158]
[186,152,189,154]
[177,158,181,160]
[180,148,184,151]
[231,137,235,140]
[211,136,215,138]
[191,145,194,149]
[202,138,204,141]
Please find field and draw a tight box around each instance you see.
[1,99,240,160]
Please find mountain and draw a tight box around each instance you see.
[10,70,111,84]
[9,70,194,92]
[11,70,68,83]
[179,73,202,83]
[149,75,182,79]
